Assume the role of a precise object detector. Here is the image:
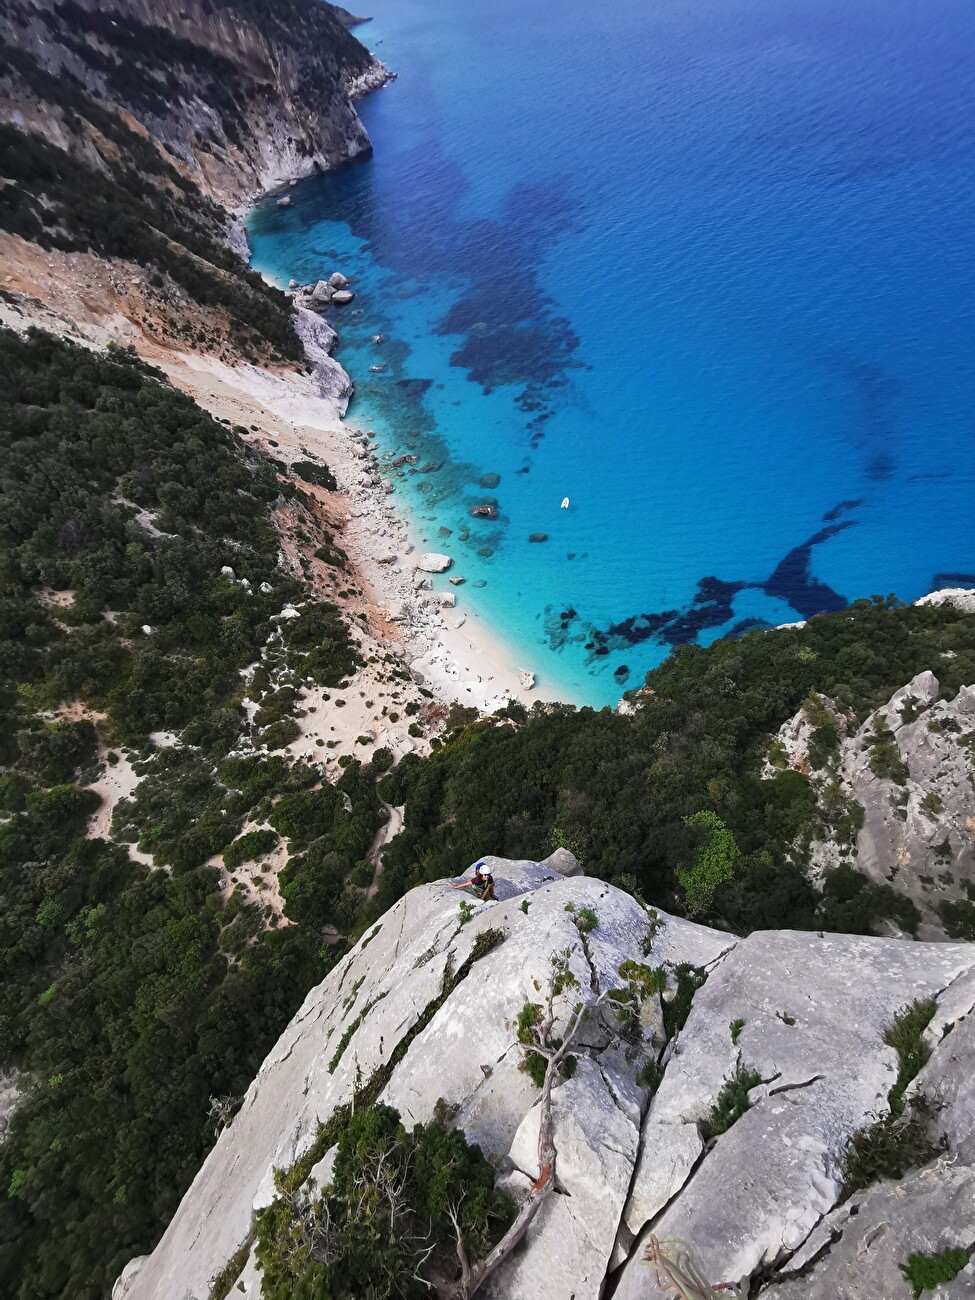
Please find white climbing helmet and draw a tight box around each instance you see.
[476,861,491,875]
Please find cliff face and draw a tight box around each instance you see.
[770,667,975,941]
[115,857,975,1300]
[0,0,390,363]
[1,0,390,204]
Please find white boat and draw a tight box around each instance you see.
[560,497,570,509]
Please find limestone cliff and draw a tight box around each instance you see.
[115,857,975,1299]
[1,0,391,205]
[769,667,975,941]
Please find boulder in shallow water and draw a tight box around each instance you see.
[529,532,548,543]
[309,280,333,307]
[328,272,349,288]
[330,290,355,305]
[416,552,452,573]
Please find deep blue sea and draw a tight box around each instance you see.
[248,0,975,706]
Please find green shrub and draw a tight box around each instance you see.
[900,1246,972,1298]
[255,1103,513,1298]
[843,1099,940,1193]
[662,964,708,1039]
[700,1064,763,1141]
[291,460,337,491]
[224,829,279,870]
[885,998,937,1116]
[256,718,301,750]
[919,790,943,818]
[940,898,975,941]
[869,741,909,785]
[676,811,740,914]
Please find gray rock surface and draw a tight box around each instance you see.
[613,931,975,1297]
[416,551,452,573]
[767,672,975,937]
[770,1160,975,1299]
[916,586,975,614]
[0,1070,18,1142]
[541,846,584,876]
[114,865,975,1300]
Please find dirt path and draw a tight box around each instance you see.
[366,799,404,900]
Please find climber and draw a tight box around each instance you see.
[449,860,496,902]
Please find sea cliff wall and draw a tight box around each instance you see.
[0,0,391,204]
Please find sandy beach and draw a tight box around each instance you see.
[0,224,572,775]
[162,308,569,765]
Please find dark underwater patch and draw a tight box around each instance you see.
[822,498,862,521]
[396,377,433,398]
[930,571,975,589]
[549,508,858,666]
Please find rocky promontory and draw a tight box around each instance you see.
[116,857,975,1299]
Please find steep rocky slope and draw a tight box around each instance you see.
[1,0,389,204]
[769,667,975,940]
[115,857,975,1299]
[0,0,390,364]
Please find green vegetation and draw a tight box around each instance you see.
[700,1064,763,1141]
[843,1099,941,1194]
[223,829,279,869]
[662,964,709,1039]
[327,994,387,1074]
[292,460,338,492]
[255,1103,513,1299]
[517,1002,547,1087]
[730,1018,745,1044]
[0,331,380,1299]
[885,998,937,1116]
[900,1246,973,1298]
[841,999,941,1194]
[380,597,975,935]
[940,898,975,940]
[676,810,741,914]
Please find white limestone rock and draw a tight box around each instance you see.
[416,552,452,573]
[541,846,584,876]
[613,930,975,1298]
[915,586,975,613]
[764,672,975,936]
[114,865,975,1300]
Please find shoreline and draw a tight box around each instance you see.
[162,325,571,750]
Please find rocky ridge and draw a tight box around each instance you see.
[115,857,975,1299]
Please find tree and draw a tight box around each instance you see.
[676,811,741,915]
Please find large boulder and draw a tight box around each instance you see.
[416,552,452,573]
[541,846,584,876]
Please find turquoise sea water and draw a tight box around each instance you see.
[248,0,975,705]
